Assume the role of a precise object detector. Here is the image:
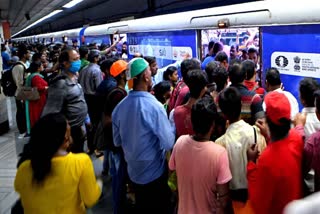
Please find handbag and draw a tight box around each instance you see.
[16,86,40,101]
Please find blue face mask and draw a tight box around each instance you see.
[69,60,81,73]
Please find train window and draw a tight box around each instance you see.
[201,27,259,61]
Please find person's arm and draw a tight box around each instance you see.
[303,135,315,176]
[79,155,101,207]
[216,150,233,214]
[168,109,176,136]
[112,109,121,147]
[168,143,176,171]
[152,106,175,151]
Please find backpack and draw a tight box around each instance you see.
[100,87,127,152]
[1,62,26,97]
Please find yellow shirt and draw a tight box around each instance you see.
[14,153,101,214]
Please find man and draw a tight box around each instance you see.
[121,42,128,59]
[12,45,30,138]
[104,60,128,214]
[303,90,320,193]
[264,67,299,121]
[299,77,320,138]
[72,39,79,51]
[243,60,265,97]
[112,58,175,214]
[215,51,229,70]
[216,87,266,203]
[169,97,232,214]
[79,46,90,71]
[228,62,263,125]
[248,47,260,78]
[168,58,200,112]
[247,91,304,214]
[230,43,239,60]
[202,41,215,61]
[201,42,223,70]
[144,56,158,86]
[78,49,103,154]
[42,48,87,153]
[169,69,208,138]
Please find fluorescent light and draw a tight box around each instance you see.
[12,10,63,37]
[63,0,83,8]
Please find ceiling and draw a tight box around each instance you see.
[0,0,258,38]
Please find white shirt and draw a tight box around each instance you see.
[215,120,266,190]
[263,88,299,120]
[284,191,320,214]
[302,107,320,139]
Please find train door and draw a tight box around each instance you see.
[199,27,260,61]
[199,27,261,81]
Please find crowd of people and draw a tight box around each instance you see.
[1,37,320,214]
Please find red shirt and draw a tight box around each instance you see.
[173,105,194,138]
[247,129,303,214]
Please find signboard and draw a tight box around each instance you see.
[262,24,320,110]
[127,30,197,76]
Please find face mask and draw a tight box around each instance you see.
[69,60,81,73]
[112,51,117,56]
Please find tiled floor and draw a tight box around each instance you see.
[0,96,113,213]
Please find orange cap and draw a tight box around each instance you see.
[110,60,128,77]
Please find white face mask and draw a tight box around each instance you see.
[112,51,117,56]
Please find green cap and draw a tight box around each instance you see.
[126,58,149,80]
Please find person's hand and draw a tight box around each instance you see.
[293,113,307,127]
[247,144,259,163]
[255,118,269,140]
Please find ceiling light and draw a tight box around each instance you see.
[12,10,63,37]
[63,0,84,8]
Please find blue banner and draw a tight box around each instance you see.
[127,30,197,77]
[262,24,320,110]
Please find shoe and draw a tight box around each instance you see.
[18,133,26,139]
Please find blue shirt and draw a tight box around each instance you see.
[1,51,11,70]
[201,55,216,70]
[112,91,175,184]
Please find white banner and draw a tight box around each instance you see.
[271,51,320,78]
[129,45,193,60]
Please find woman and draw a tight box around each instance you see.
[14,113,102,214]
[163,66,179,90]
[153,81,171,111]
[25,61,48,135]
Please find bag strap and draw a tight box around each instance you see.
[253,126,257,144]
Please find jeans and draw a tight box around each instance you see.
[132,166,172,214]
[110,152,127,214]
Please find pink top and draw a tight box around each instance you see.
[169,135,232,214]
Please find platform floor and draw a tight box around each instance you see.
[0,97,113,214]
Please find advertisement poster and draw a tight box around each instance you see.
[127,30,197,74]
[262,24,320,110]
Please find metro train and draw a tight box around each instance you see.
[13,0,320,110]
